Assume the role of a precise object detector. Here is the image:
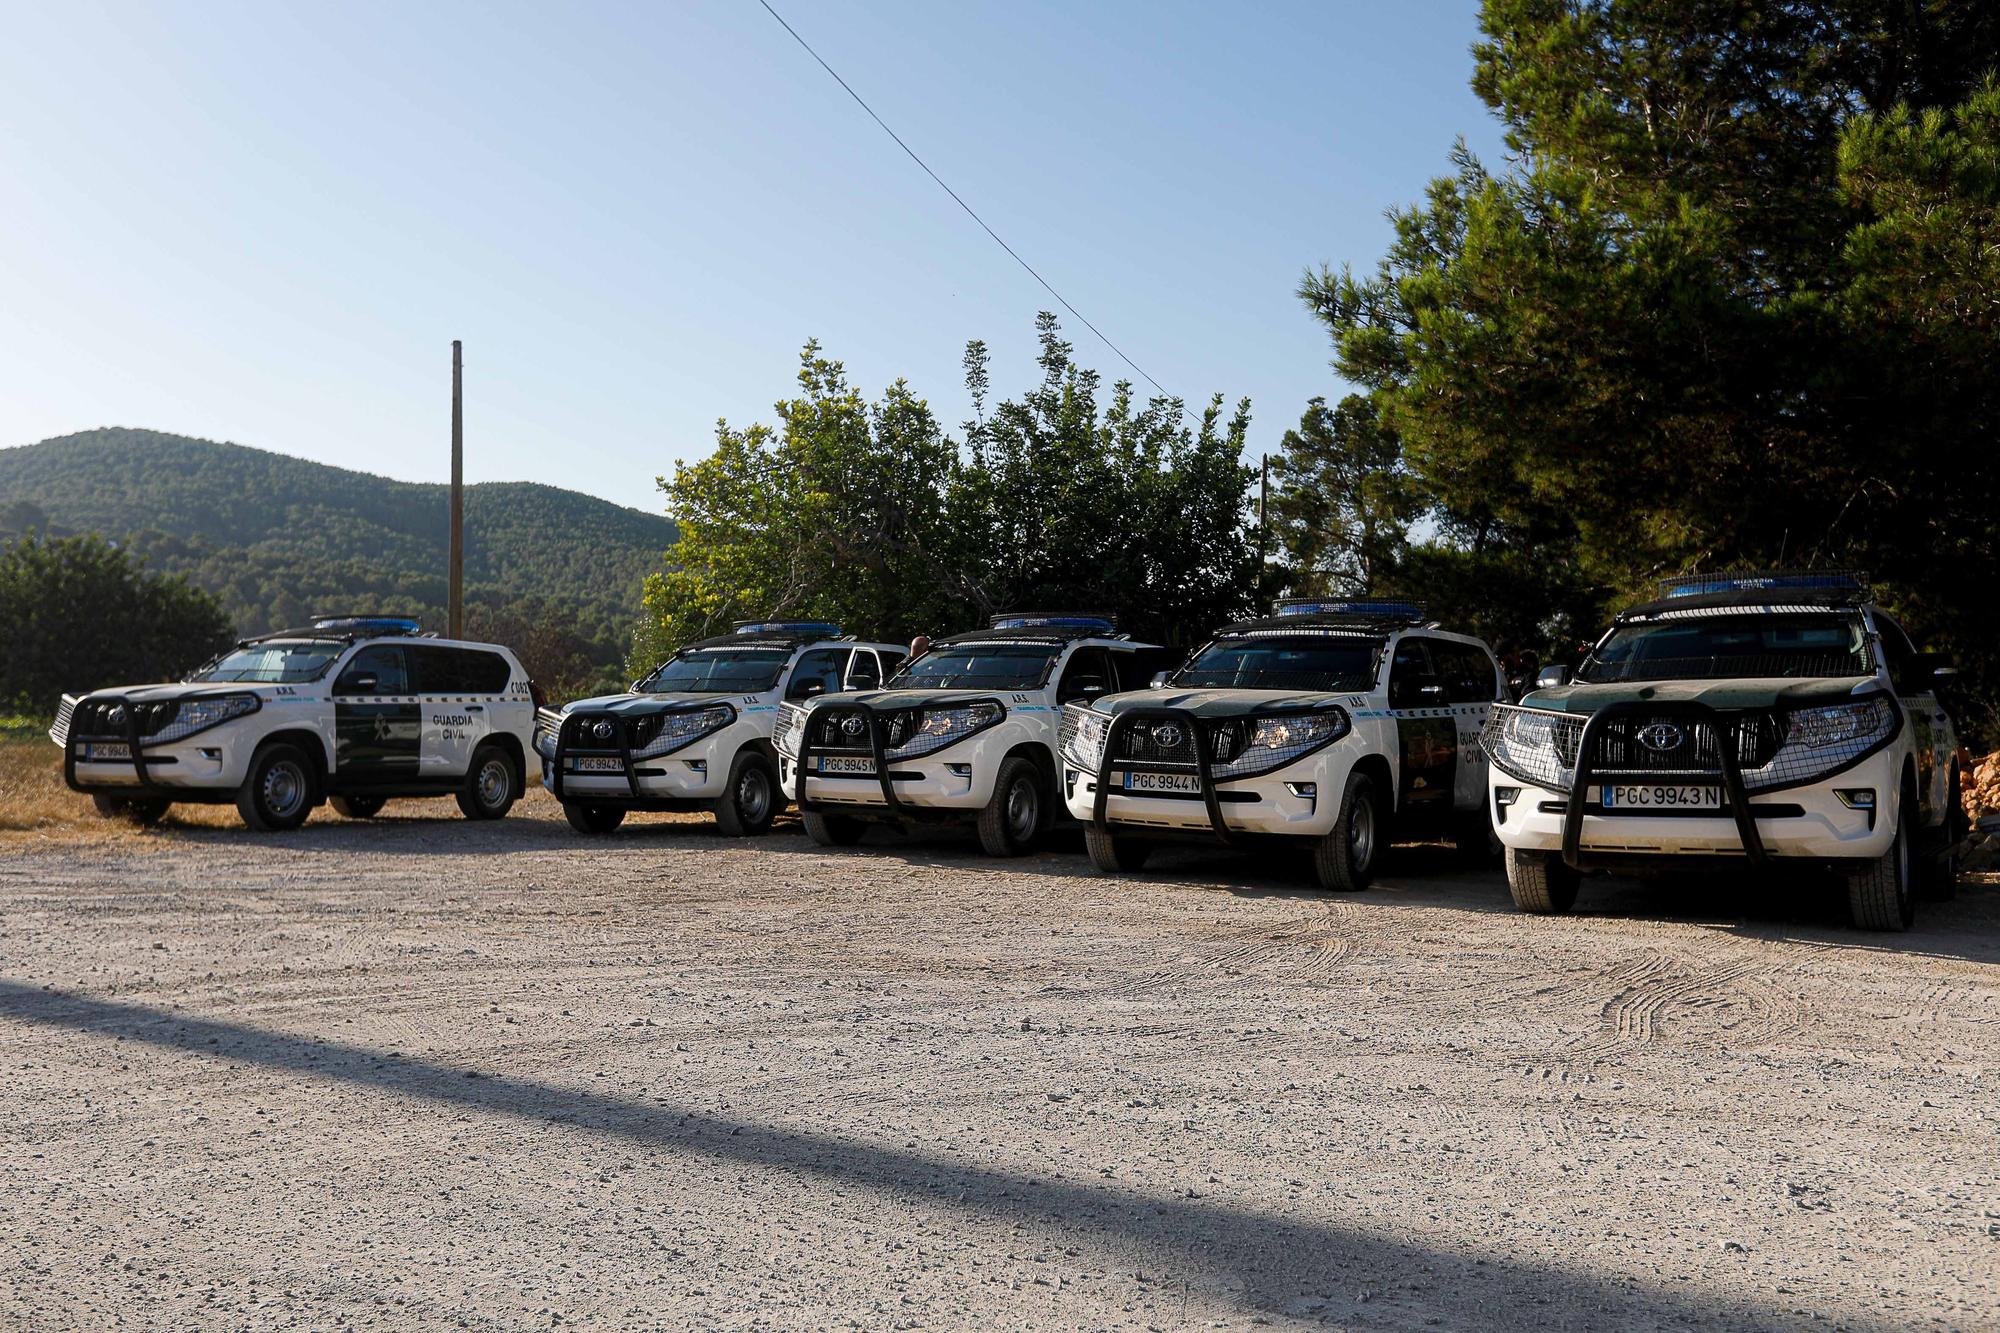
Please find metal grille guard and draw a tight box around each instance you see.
[1090,706,1234,846]
[1561,700,1765,870]
[794,709,903,817]
[61,695,171,798]
[549,712,641,803]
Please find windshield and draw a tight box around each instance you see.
[189,641,343,683]
[639,647,792,694]
[1172,634,1382,692]
[1577,613,1871,683]
[889,643,1059,690]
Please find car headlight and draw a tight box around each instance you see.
[1482,706,1582,790]
[533,707,567,759]
[887,701,1003,760]
[142,694,260,744]
[1743,695,1899,792]
[774,703,807,758]
[633,704,735,759]
[1060,704,1110,770]
[1210,708,1351,780]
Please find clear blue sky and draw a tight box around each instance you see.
[0,0,1505,509]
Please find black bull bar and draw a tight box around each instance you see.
[791,699,1005,821]
[1557,699,1766,870]
[1090,706,1236,845]
[62,695,172,797]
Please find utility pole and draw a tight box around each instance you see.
[449,339,464,640]
[1256,453,1271,608]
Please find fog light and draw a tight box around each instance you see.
[686,759,706,773]
[946,763,972,777]
[1284,781,1317,800]
[1836,787,1876,830]
[1494,786,1521,825]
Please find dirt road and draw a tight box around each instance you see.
[2,798,1996,1330]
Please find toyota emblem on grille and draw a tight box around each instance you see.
[1151,722,1184,749]
[107,706,127,727]
[840,714,867,738]
[1637,722,1684,752]
[592,719,615,742]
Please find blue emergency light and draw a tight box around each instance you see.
[1659,570,1868,599]
[311,615,423,636]
[732,620,843,637]
[1275,598,1425,621]
[987,614,1117,633]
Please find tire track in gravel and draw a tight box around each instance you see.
[1085,900,1364,1001]
[1564,949,1816,1064]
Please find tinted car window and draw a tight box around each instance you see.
[1436,641,1498,703]
[409,646,512,694]
[787,648,851,699]
[335,645,409,696]
[1057,648,1115,703]
[1387,639,1435,708]
[846,649,882,690]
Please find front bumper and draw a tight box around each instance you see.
[1061,763,1336,838]
[540,731,733,805]
[781,752,989,815]
[1490,746,1897,863]
[63,730,257,796]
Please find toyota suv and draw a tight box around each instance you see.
[537,621,905,836]
[1060,600,1506,889]
[774,614,1166,856]
[1481,572,1962,930]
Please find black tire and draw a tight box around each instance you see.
[456,745,519,821]
[1312,770,1383,891]
[329,794,386,819]
[1453,809,1503,865]
[1920,764,1964,902]
[1846,785,1916,931]
[1505,846,1580,914]
[92,793,170,825]
[802,809,867,847]
[714,750,782,837]
[236,743,317,832]
[563,801,626,834]
[977,756,1046,857]
[1083,823,1153,873]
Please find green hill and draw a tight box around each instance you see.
[0,428,674,660]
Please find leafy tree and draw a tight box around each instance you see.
[1288,0,2000,732]
[0,533,234,715]
[1267,395,1417,596]
[635,316,1258,673]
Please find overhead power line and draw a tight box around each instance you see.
[754,0,1192,417]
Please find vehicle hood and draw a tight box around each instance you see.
[1522,676,1877,714]
[78,681,282,702]
[562,692,735,715]
[1088,687,1355,719]
[815,688,1015,712]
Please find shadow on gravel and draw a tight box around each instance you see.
[1,978,1793,1330]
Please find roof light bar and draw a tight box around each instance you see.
[987,613,1117,633]
[731,620,844,637]
[1275,598,1426,622]
[1658,570,1869,599]
[310,615,424,636]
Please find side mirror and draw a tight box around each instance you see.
[1536,666,1572,689]
[343,672,378,695]
[1149,672,1169,689]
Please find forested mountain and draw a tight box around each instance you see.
[0,429,673,669]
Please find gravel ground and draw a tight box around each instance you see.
[2,796,1997,1331]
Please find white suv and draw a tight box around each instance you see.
[1060,600,1506,889]
[1482,572,1963,930]
[537,621,905,836]
[53,615,536,830]
[775,615,1167,856]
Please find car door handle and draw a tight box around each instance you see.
[465,705,483,712]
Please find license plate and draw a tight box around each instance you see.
[1123,770,1201,795]
[573,756,623,773]
[1599,784,1721,810]
[817,756,875,775]
[83,742,131,761]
